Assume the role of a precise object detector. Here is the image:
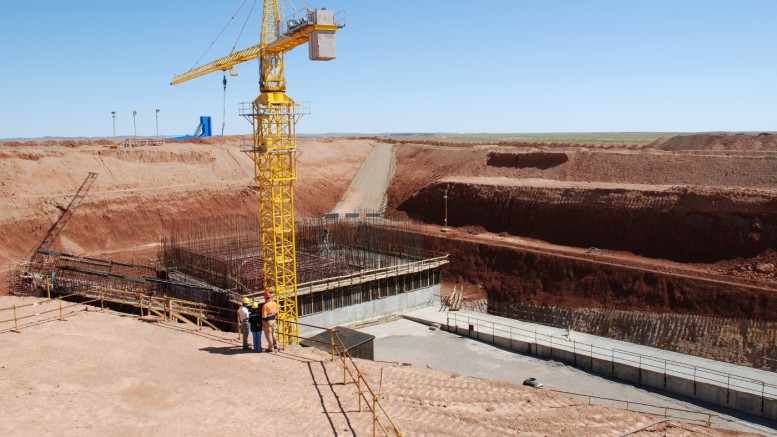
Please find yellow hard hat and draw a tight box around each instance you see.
[242,297,250,304]
[251,302,259,309]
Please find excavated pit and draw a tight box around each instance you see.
[5,135,777,369]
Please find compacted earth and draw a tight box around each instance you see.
[0,296,754,436]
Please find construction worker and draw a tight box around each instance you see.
[238,297,251,350]
[262,292,279,352]
[249,301,264,353]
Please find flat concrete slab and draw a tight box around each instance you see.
[359,310,777,435]
[404,307,777,398]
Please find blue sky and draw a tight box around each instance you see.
[1,0,775,138]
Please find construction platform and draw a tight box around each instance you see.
[16,220,448,332]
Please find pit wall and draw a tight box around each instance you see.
[417,232,777,321]
[299,284,440,335]
[399,182,777,262]
[414,312,777,421]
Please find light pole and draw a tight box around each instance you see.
[442,189,450,232]
[155,109,160,138]
[132,110,137,137]
[111,111,116,137]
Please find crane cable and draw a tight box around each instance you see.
[222,73,227,138]
[231,0,258,55]
[190,0,251,71]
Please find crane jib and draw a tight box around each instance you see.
[171,23,340,85]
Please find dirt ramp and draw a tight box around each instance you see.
[399,179,777,262]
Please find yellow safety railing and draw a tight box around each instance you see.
[285,319,403,437]
[1,286,238,334]
[0,292,101,333]
[2,291,400,435]
[85,286,238,331]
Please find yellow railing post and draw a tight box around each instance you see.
[100,290,104,311]
[357,372,362,412]
[330,330,335,362]
[199,303,203,331]
[342,351,347,385]
[45,275,51,299]
[13,304,19,332]
[59,296,63,321]
[372,396,377,437]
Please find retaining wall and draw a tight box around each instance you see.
[404,313,777,421]
[299,284,440,334]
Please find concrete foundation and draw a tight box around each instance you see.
[300,284,439,335]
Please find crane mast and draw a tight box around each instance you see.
[171,1,343,346]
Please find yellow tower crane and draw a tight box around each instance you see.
[171,1,344,346]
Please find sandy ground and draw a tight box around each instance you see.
[0,296,753,436]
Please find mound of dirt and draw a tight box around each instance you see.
[651,133,777,151]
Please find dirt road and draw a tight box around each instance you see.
[332,142,395,214]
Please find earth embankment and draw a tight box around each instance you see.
[0,137,374,288]
[399,178,777,262]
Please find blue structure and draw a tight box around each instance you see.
[171,116,212,140]
[195,116,212,137]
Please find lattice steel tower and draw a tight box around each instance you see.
[171,1,343,345]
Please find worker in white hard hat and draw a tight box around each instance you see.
[238,297,251,350]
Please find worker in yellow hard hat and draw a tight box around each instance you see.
[238,297,251,350]
[249,301,264,353]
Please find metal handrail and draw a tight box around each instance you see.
[286,319,403,436]
[447,312,777,400]
[549,389,713,427]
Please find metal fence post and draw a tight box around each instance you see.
[761,381,765,413]
[342,351,347,385]
[59,296,63,321]
[13,304,19,332]
[330,330,335,362]
[357,372,363,412]
[372,396,377,437]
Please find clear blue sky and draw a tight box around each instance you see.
[1,0,775,138]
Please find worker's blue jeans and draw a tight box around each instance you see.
[252,331,262,352]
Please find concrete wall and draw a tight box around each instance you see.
[441,322,776,421]
[299,284,440,335]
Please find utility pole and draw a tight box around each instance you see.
[132,110,137,137]
[111,111,116,137]
[155,109,160,138]
[442,189,450,232]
